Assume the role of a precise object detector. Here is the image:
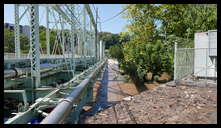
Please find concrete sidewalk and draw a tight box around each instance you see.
[107,59,130,102]
[79,59,133,123]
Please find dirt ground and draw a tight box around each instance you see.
[84,84,217,124]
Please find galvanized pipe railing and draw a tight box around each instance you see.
[40,59,106,124]
[4,62,69,79]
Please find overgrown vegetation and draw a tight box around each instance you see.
[109,4,217,86]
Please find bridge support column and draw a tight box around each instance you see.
[46,5,50,56]
[70,5,75,77]
[14,4,21,58]
[30,4,40,103]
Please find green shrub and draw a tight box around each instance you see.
[120,40,173,86]
[109,44,124,62]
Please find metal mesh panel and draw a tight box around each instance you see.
[175,48,194,80]
[175,46,217,85]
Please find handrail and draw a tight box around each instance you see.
[40,59,106,124]
[4,53,93,59]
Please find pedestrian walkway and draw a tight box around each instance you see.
[107,59,131,102]
[79,59,134,123]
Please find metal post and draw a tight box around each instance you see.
[95,7,98,62]
[61,18,65,54]
[83,6,87,67]
[89,20,92,56]
[97,40,99,61]
[205,48,208,85]
[30,4,40,103]
[214,57,216,81]
[93,31,96,58]
[92,26,95,59]
[15,4,21,58]
[99,40,102,60]
[70,5,75,77]
[84,4,96,62]
[83,6,86,56]
[102,40,105,59]
[46,5,50,56]
[174,42,177,82]
[77,32,80,55]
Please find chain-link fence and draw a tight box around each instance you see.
[174,47,194,80]
[174,43,217,87]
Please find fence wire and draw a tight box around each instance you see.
[175,48,194,80]
[174,45,217,86]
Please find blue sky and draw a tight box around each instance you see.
[4,4,129,34]
[94,4,129,33]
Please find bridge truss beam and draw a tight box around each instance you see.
[30,4,40,103]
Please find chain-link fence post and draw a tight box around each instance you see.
[205,48,208,86]
[174,42,177,83]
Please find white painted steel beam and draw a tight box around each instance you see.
[14,4,21,58]
[46,5,50,55]
[30,4,40,103]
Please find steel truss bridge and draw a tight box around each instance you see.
[4,4,106,124]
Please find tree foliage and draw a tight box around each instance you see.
[4,27,29,53]
[114,4,217,86]
[109,44,124,61]
[4,25,66,55]
[99,32,120,49]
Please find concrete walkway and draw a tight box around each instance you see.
[79,59,131,123]
[107,59,130,102]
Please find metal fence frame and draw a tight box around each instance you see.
[174,43,217,86]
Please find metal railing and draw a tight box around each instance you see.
[4,53,86,60]
[40,59,107,124]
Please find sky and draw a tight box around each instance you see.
[4,4,129,34]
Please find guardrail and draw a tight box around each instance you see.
[4,53,88,59]
[40,59,107,124]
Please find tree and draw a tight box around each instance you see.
[118,4,217,86]
[99,32,120,49]
[159,4,217,47]
[4,27,29,53]
[119,32,130,44]
[4,27,14,53]
[109,44,124,61]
